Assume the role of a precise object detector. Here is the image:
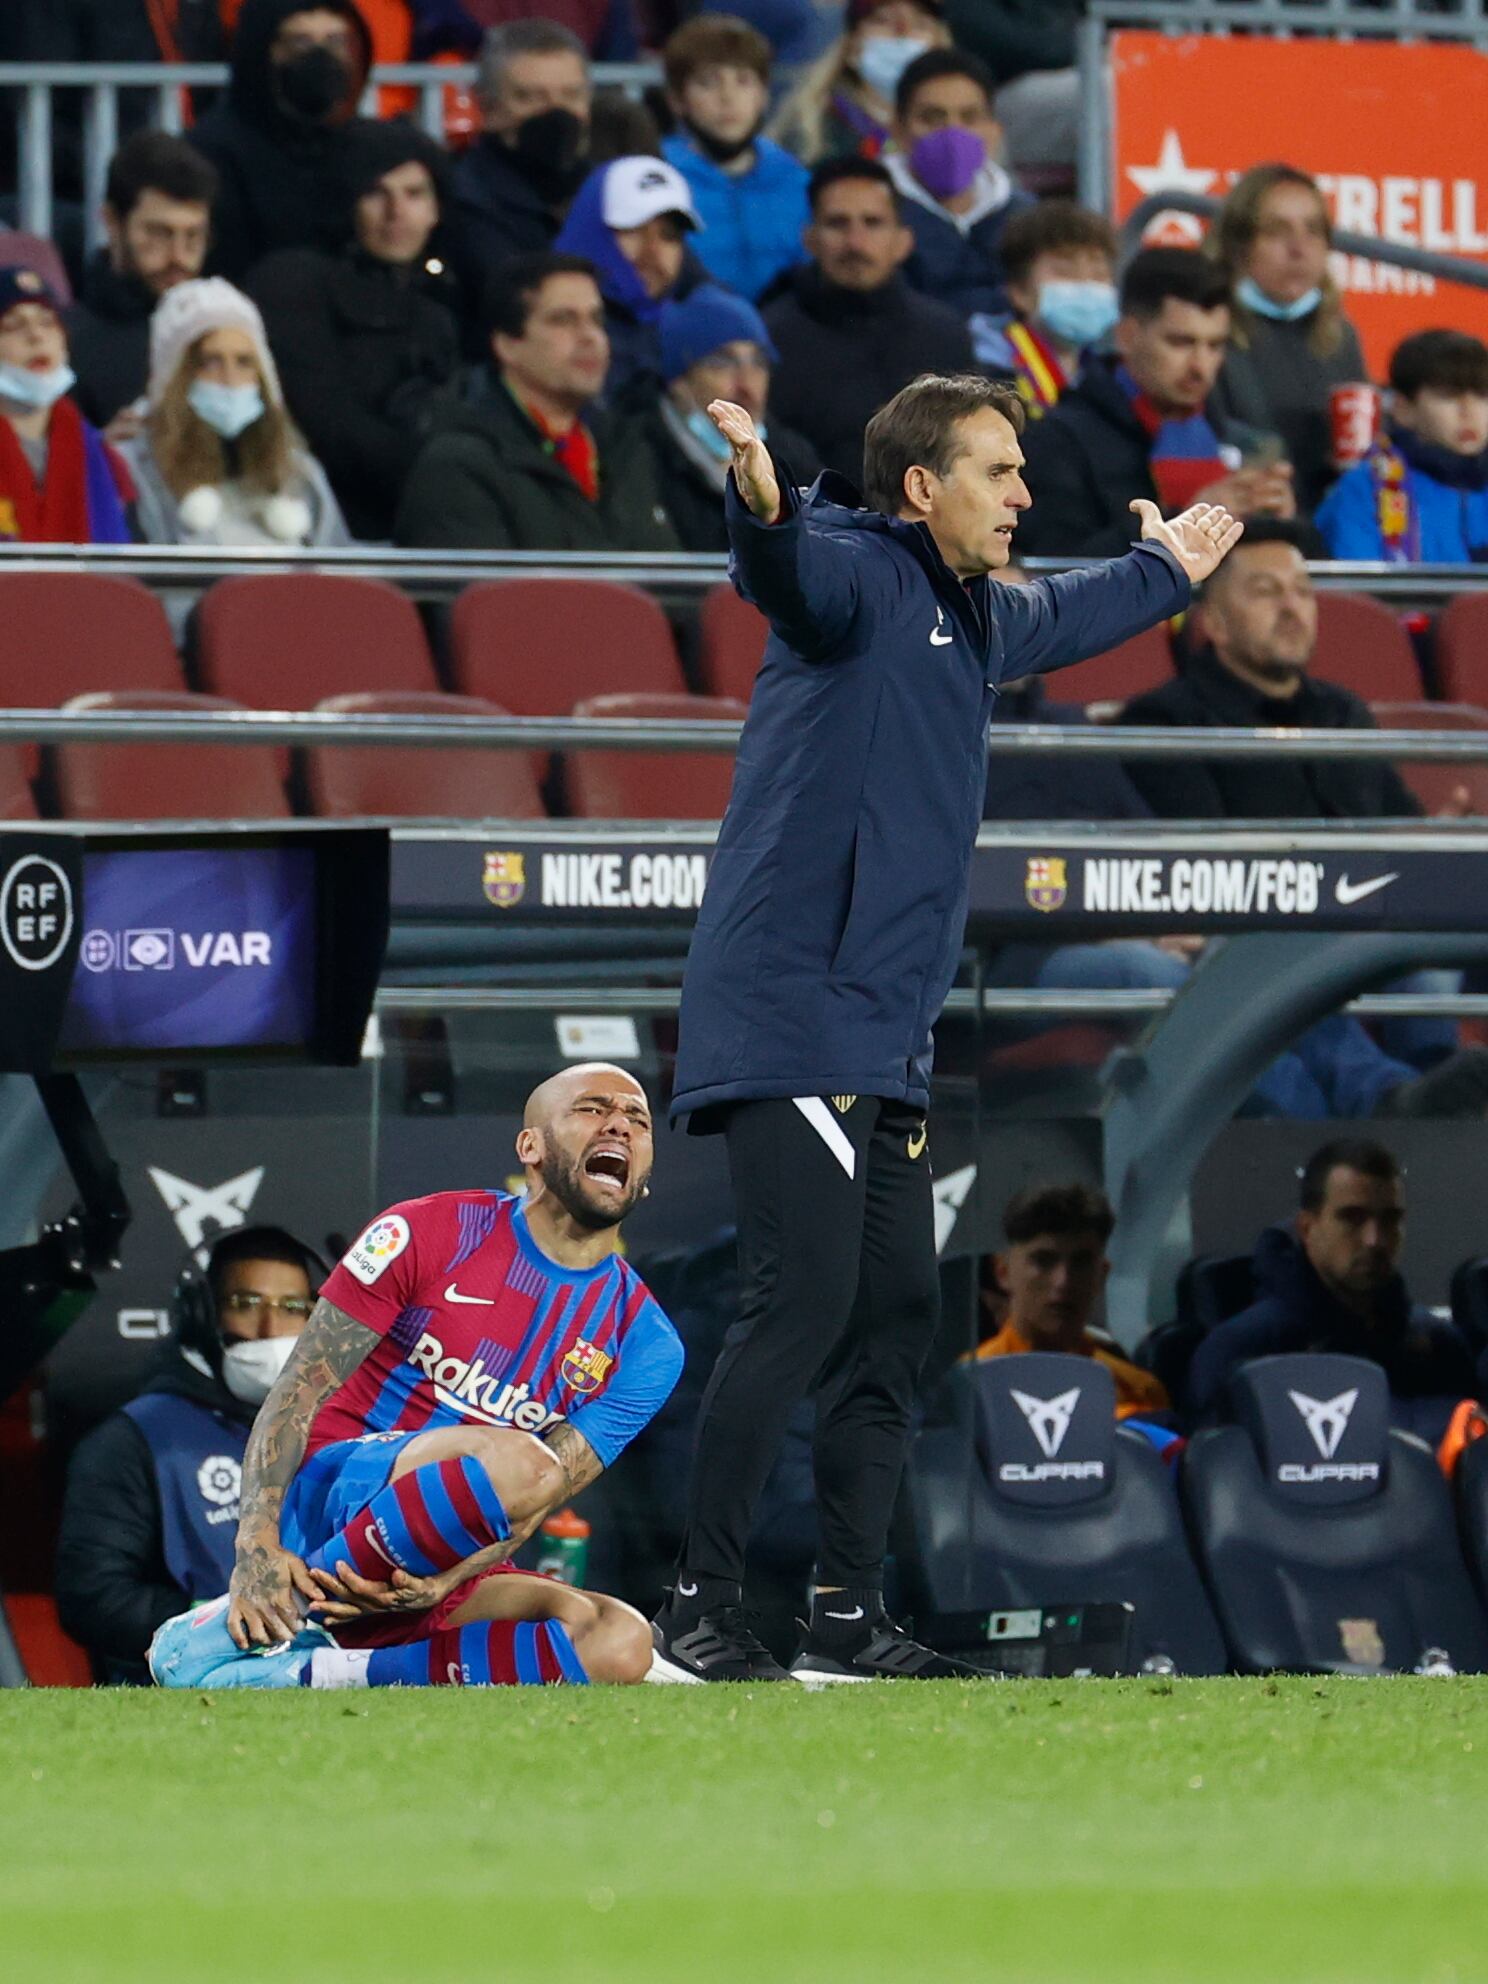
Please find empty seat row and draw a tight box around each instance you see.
[0,571,771,714]
[902,1351,1488,1676]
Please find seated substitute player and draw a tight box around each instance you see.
[149,1064,682,1691]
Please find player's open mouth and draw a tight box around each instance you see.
[583,1144,631,1191]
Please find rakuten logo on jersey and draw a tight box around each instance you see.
[409,1331,563,1435]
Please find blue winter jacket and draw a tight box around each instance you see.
[1317,453,1488,564]
[660,132,809,302]
[670,474,1189,1123]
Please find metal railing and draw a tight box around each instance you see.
[0,60,658,253]
[4,709,1488,759]
[1077,4,1488,212]
[1,540,1486,608]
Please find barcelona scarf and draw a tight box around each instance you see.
[1004,319,1069,418]
[0,397,133,545]
[1118,365,1228,515]
[1368,439,1418,564]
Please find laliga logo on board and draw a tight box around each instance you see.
[1025,857,1067,913]
[561,1338,614,1398]
[0,854,73,972]
[483,850,526,909]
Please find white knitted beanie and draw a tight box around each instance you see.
[147,277,284,410]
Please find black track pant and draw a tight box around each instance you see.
[680,1094,941,1588]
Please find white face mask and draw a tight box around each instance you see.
[221,1334,296,1406]
[0,360,76,410]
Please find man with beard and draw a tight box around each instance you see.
[149,1066,683,1691]
[66,132,218,431]
[187,0,382,283]
[451,19,594,315]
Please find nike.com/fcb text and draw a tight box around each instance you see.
[1080,859,1395,918]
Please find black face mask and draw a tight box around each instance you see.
[683,116,761,167]
[274,45,351,123]
[508,107,587,197]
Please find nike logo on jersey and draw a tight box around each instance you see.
[444,1282,495,1305]
[1334,872,1398,905]
[823,1606,864,1622]
[929,609,954,646]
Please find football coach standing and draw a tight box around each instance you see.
[651,373,1241,1684]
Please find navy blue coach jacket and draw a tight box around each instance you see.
[670,472,1189,1125]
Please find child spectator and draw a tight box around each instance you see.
[553,154,704,406]
[661,15,809,303]
[1210,164,1369,512]
[1317,330,1488,564]
[974,200,1118,416]
[121,277,348,548]
[770,0,952,167]
[0,269,134,546]
[883,47,1033,320]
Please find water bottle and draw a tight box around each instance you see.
[535,1507,590,1586]
[1414,1646,1456,1677]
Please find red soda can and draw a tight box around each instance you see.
[1330,383,1380,469]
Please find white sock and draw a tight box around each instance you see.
[308,1646,373,1690]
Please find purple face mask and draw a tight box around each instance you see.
[909,127,986,202]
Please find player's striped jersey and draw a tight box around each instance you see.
[307,1189,683,1468]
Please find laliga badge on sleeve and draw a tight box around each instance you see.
[344,1213,411,1286]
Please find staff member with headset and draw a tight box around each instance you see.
[55,1226,323,1683]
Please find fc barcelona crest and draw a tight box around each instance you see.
[562,1338,614,1397]
[483,850,526,909]
[1025,856,1067,914]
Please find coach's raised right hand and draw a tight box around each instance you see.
[228,1533,319,1647]
[709,398,781,525]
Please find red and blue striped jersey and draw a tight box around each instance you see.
[307,1189,683,1469]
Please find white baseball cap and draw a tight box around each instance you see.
[600,155,703,232]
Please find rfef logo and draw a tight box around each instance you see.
[0,855,72,971]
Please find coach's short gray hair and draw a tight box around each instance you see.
[477,19,589,105]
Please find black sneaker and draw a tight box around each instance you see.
[790,1618,991,1687]
[650,1602,791,1683]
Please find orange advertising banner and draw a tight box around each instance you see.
[1110,31,1488,376]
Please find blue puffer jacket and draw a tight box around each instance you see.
[671,473,1189,1123]
[661,132,809,302]
[1317,439,1488,564]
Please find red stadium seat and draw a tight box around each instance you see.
[1431,594,1488,705]
[195,574,437,707]
[566,693,745,819]
[55,691,291,821]
[1369,700,1488,816]
[1310,592,1423,701]
[307,692,545,819]
[0,573,181,706]
[1045,622,1175,710]
[0,746,37,818]
[452,580,686,782]
[3,1594,92,1687]
[696,584,768,702]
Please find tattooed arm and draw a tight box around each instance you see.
[544,1422,604,1502]
[228,1297,377,1649]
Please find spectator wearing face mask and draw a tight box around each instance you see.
[660,15,809,304]
[187,0,381,283]
[883,48,1033,321]
[1210,164,1369,512]
[770,0,952,167]
[120,277,349,549]
[641,284,820,553]
[553,154,706,407]
[0,268,135,547]
[54,1227,319,1684]
[973,201,1118,416]
[1318,331,1488,565]
[450,20,595,308]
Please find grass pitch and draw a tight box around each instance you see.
[4,1679,1488,1984]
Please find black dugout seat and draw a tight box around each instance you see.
[900,1354,1227,1674]
[1184,1354,1488,1674]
